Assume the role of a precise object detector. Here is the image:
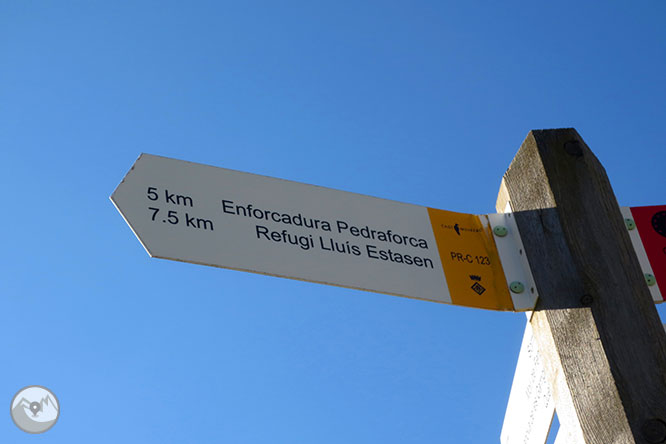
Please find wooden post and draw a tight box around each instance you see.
[497,129,666,444]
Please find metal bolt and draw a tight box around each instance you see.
[493,225,508,237]
[625,218,636,230]
[509,281,525,294]
[646,274,657,287]
[580,294,594,306]
[564,140,583,157]
[642,419,666,443]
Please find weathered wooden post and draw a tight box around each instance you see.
[497,129,666,444]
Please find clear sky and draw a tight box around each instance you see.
[1,1,665,442]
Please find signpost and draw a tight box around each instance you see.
[496,129,666,444]
[111,130,666,443]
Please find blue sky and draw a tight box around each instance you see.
[1,1,665,442]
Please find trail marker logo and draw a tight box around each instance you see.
[10,385,59,434]
[469,275,486,295]
[440,223,482,236]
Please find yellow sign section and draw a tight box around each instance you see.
[427,208,514,310]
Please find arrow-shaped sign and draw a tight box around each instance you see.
[111,154,540,311]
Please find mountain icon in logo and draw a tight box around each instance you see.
[10,386,59,434]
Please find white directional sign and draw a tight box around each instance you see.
[501,320,555,444]
[553,426,584,444]
[111,154,537,310]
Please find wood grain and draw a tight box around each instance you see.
[498,129,666,444]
